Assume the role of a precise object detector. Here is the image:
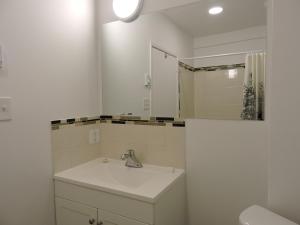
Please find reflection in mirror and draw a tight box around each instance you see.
[179,52,265,120]
[101,0,267,120]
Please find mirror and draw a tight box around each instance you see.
[101,0,267,120]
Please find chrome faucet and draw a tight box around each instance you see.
[121,149,143,168]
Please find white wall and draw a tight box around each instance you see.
[268,0,300,223]
[186,120,268,225]
[0,0,99,225]
[193,26,266,67]
[101,12,193,116]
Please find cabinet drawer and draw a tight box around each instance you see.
[55,181,154,225]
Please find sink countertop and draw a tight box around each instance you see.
[54,158,184,203]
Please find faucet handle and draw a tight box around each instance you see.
[121,153,129,160]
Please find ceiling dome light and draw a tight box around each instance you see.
[228,69,238,79]
[113,0,144,22]
[209,6,223,15]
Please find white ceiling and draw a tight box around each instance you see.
[162,0,267,37]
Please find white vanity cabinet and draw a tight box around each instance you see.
[54,158,186,225]
[54,178,186,225]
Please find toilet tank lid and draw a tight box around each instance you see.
[239,206,298,225]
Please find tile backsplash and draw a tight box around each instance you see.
[100,123,185,169]
[51,123,102,173]
[51,116,185,173]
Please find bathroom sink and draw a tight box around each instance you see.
[54,158,184,203]
[107,163,155,188]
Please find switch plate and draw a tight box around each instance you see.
[89,129,100,144]
[0,45,3,68]
[144,98,150,111]
[0,97,12,121]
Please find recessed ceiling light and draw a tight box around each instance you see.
[113,0,144,22]
[209,6,223,15]
[228,69,238,79]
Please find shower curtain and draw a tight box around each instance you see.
[241,53,266,120]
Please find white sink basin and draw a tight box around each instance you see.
[54,158,184,203]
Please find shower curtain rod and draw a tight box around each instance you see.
[152,45,177,58]
[179,50,264,61]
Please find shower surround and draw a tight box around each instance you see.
[179,63,246,120]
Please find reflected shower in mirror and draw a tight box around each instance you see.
[101,0,267,120]
[179,52,266,120]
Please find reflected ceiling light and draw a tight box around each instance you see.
[228,69,238,79]
[113,0,144,22]
[209,6,223,15]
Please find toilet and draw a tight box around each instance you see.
[240,206,298,225]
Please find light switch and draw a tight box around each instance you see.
[144,98,150,111]
[0,97,12,121]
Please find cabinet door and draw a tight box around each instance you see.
[56,197,98,225]
[98,210,148,225]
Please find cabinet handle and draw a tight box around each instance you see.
[97,222,103,225]
[89,219,95,225]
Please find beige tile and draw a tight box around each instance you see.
[52,148,72,173]
[99,124,186,168]
[51,123,101,173]
[52,122,186,173]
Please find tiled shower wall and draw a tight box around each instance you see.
[51,122,185,173]
[194,68,245,120]
[179,63,245,120]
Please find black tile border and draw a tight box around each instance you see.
[112,120,126,124]
[155,117,175,121]
[100,115,113,119]
[179,61,245,72]
[51,115,185,130]
[172,121,186,127]
[66,118,76,124]
[51,120,61,125]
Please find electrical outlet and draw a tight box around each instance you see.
[89,129,100,144]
